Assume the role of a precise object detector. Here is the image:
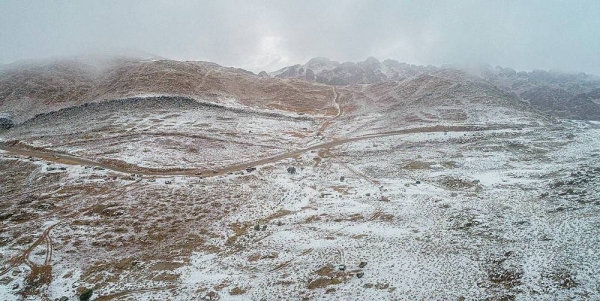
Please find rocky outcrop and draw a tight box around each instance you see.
[273,57,436,85]
[270,56,600,120]
[521,87,600,120]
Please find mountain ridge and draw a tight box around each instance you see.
[2,56,600,126]
[268,56,600,120]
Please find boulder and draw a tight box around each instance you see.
[0,117,13,130]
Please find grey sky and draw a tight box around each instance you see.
[1,0,599,74]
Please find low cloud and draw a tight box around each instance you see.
[1,0,599,74]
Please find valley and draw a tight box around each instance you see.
[1,57,599,300]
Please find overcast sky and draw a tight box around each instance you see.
[1,0,599,74]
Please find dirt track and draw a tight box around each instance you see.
[316,86,342,136]
[0,124,514,178]
[0,223,59,277]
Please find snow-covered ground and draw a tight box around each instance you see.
[5,97,321,170]
[1,118,598,300]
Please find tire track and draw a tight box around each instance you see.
[0,182,137,276]
[95,285,177,301]
[0,223,60,277]
[270,248,313,272]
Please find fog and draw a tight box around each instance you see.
[1,0,599,74]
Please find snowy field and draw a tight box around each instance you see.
[1,118,599,300]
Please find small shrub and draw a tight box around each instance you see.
[79,289,93,301]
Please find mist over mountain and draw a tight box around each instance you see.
[2,1,600,300]
[2,1,600,74]
[3,55,599,126]
[2,54,600,300]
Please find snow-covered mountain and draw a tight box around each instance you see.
[2,55,600,300]
[270,57,600,120]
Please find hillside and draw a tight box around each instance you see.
[1,56,599,300]
[0,58,335,123]
[271,57,600,121]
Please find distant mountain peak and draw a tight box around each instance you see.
[306,57,335,65]
[363,57,380,65]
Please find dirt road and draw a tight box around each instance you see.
[0,124,514,178]
[317,86,342,136]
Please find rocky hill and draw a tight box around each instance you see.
[271,57,600,120]
[0,57,334,123]
[2,56,600,300]
[2,56,600,127]
[271,57,435,85]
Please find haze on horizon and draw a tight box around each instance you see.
[1,0,599,75]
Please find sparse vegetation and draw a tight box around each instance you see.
[1,55,599,300]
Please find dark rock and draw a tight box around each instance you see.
[359,261,367,268]
[0,117,13,130]
[287,166,297,174]
[356,271,364,278]
[202,291,220,300]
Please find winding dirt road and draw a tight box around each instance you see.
[0,124,512,178]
